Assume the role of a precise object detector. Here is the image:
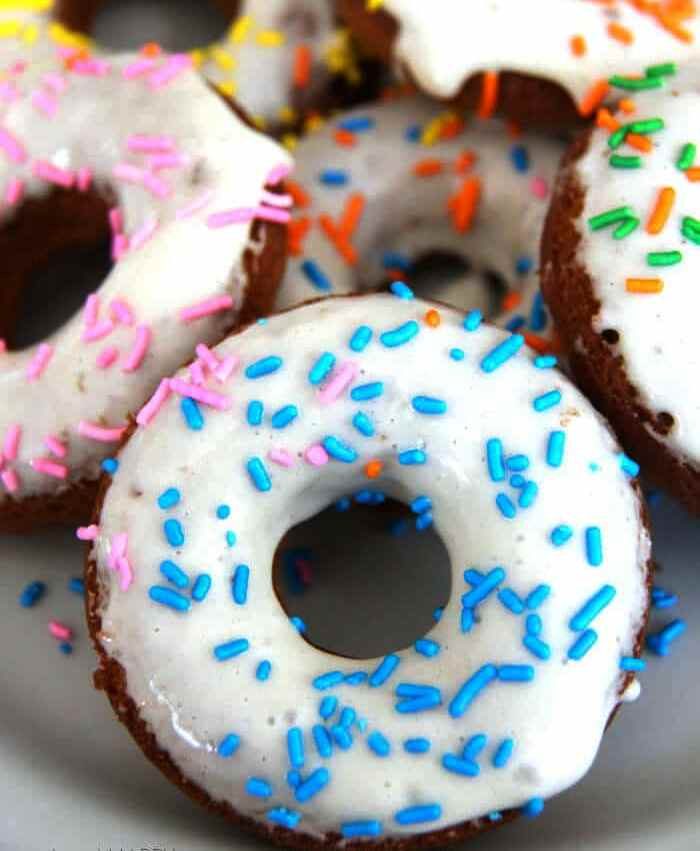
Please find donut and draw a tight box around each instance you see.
[275,96,561,344]
[338,0,700,129]
[0,49,291,532]
[541,68,700,514]
[86,291,651,849]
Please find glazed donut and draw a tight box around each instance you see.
[86,292,651,849]
[276,96,561,343]
[542,68,700,514]
[338,0,700,129]
[0,49,291,532]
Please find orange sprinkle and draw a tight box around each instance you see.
[140,41,161,57]
[477,71,499,119]
[506,120,523,139]
[339,193,365,237]
[424,309,441,327]
[618,98,636,114]
[523,332,561,355]
[607,21,634,44]
[454,150,476,174]
[626,132,653,153]
[686,167,700,182]
[448,177,481,233]
[319,214,357,265]
[293,44,312,88]
[438,116,465,140]
[646,186,676,234]
[334,129,357,147]
[501,291,522,312]
[384,268,407,281]
[579,79,610,117]
[596,108,620,132]
[365,459,383,479]
[570,34,587,56]
[626,278,664,294]
[413,158,444,177]
[286,180,311,209]
[288,217,311,256]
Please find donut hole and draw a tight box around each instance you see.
[0,189,113,350]
[601,328,620,346]
[272,498,451,659]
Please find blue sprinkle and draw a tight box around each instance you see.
[331,725,353,749]
[225,530,237,547]
[518,481,539,509]
[267,808,301,829]
[380,320,419,348]
[449,664,498,718]
[404,123,421,142]
[287,727,304,769]
[390,281,414,299]
[351,381,384,401]
[486,438,506,482]
[460,607,474,633]
[157,487,181,509]
[382,250,412,270]
[585,526,604,566]
[404,738,431,754]
[271,405,298,429]
[570,585,616,631]
[323,436,357,463]
[619,453,640,477]
[369,654,400,687]
[216,503,230,519]
[180,397,203,430]
[568,629,598,660]
[433,607,444,622]
[480,334,524,372]
[463,733,488,760]
[522,798,544,818]
[246,777,272,798]
[288,770,300,789]
[313,671,344,690]
[489,811,503,823]
[463,309,482,331]
[498,664,535,682]
[101,457,119,474]
[529,292,548,331]
[412,395,447,415]
[411,495,432,514]
[394,804,442,825]
[159,559,189,589]
[339,707,356,727]
[217,733,240,757]
[533,389,562,412]
[59,642,72,655]
[511,474,527,489]
[309,352,335,385]
[547,430,566,467]
[163,518,185,547]
[246,400,263,426]
[395,683,441,698]
[19,581,46,608]
[349,325,372,352]
[496,493,516,518]
[534,354,557,369]
[232,564,250,605]
[523,634,551,661]
[516,255,533,275]
[319,695,338,718]
[191,573,211,602]
[442,754,480,777]
[416,512,433,531]
[247,457,272,491]
[68,577,84,595]
[550,525,573,547]
[461,567,505,609]
[256,660,272,681]
[506,454,530,472]
[526,613,542,636]
[398,449,426,465]
[498,588,524,614]
[341,821,382,839]
[646,619,686,656]
[301,259,331,292]
[213,638,250,661]
[290,615,306,633]
[450,347,465,361]
[493,738,515,768]
[337,115,375,132]
[415,638,441,657]
[367,730,391,757]
[245,356,282,379]
[526,584,551,609]
[395,689,442,714]
[506,315,525,333]
[463,568,485,585]
[313,724,333,758]
[335,496,351,512]
[345,671,367,685]
[319,168,348,185]
[295,767,330,802]
[620,656,646,672]
[511,144,530,172]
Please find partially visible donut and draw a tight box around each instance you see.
[542,69,700,514]
[86,291,650,849]
[338,0,700,129]
[0,49,291,532]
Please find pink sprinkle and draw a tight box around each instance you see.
[195,343,220,373]
[305,444,329,467]
[126,134,175,153]
[76,524,98,541]
[76,167,92,192]
[136,378,171,426]
[0,127,27,163]
[109,298,133,325]
[44,435,67,458]
[112,234,129,261]
[0,339,6,355]
[4,177,24,206]
[214,354,239,383]
[122,324,151,372]
[30,457,68,479]
[268,448,295,468]
[96,346,119,369]
[260,189,293,208]
[26,343,54,381]
[267,163,292,184]
[83,293,100,327]
[32,160,75,188]
[179,294,233,323]
[148,53,192,90]
[117,555,133,591]
[48,620,73,641]
[108,207,123,234]
[253,205,291,224]
[175,190,214,219]
[129,216,159,250]
[318,361,358,404]
[55,46,76,60]
[189,361,205,385]
[3,424,21,460]
[108,531,128,570]
[1,469,19,493]
[531,176,549,200]
[113,162,145,184]
[71,58,111,77]
[82,318,114,342]
[148,152,188,171]
[31,89,58,118]
[169,378,231,411]
[77,420,126,443]
[206,207,255,228]
[122,56,158,79]
[42,72,68,94]
[143,172,171,199]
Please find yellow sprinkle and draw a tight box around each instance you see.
[228,15,252,44]
[421,111,459,146]
[324,29,361,84]
[0,0,52,10]
[278,105,297,124]
[189,48,205,68]
[366,0,383,8]
[304,114,325,134]
[252,114,267,130]
[282,133,299,151]
[21,21,38,43]
[210,46,236,71]
[256,29,285,47]
[0,20,22,38]
[48,21,90,48]
[216,80,236,98]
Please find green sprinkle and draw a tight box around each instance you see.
[645,62,677,79]
[677,143,696,171]
[588,206,635,231]
[610,154,642,169]
[608,127,628,150]
[647,250,682,267]
[613,217,640,240]
[609,75,663,91]
[628,118,665,135]
[682,217,700,245]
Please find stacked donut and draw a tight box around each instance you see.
[2,1,697,848]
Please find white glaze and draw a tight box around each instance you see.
[92,293,650,841]
[572,77,700,469]
[275,96,562,335]
[0,50,291,503]
[377,0,700,105]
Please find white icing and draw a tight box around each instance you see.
[0,50,291,502]
[92,293,650,841]
[574,79,700,469]
[275,96,562,333]
[378,0,700,105]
